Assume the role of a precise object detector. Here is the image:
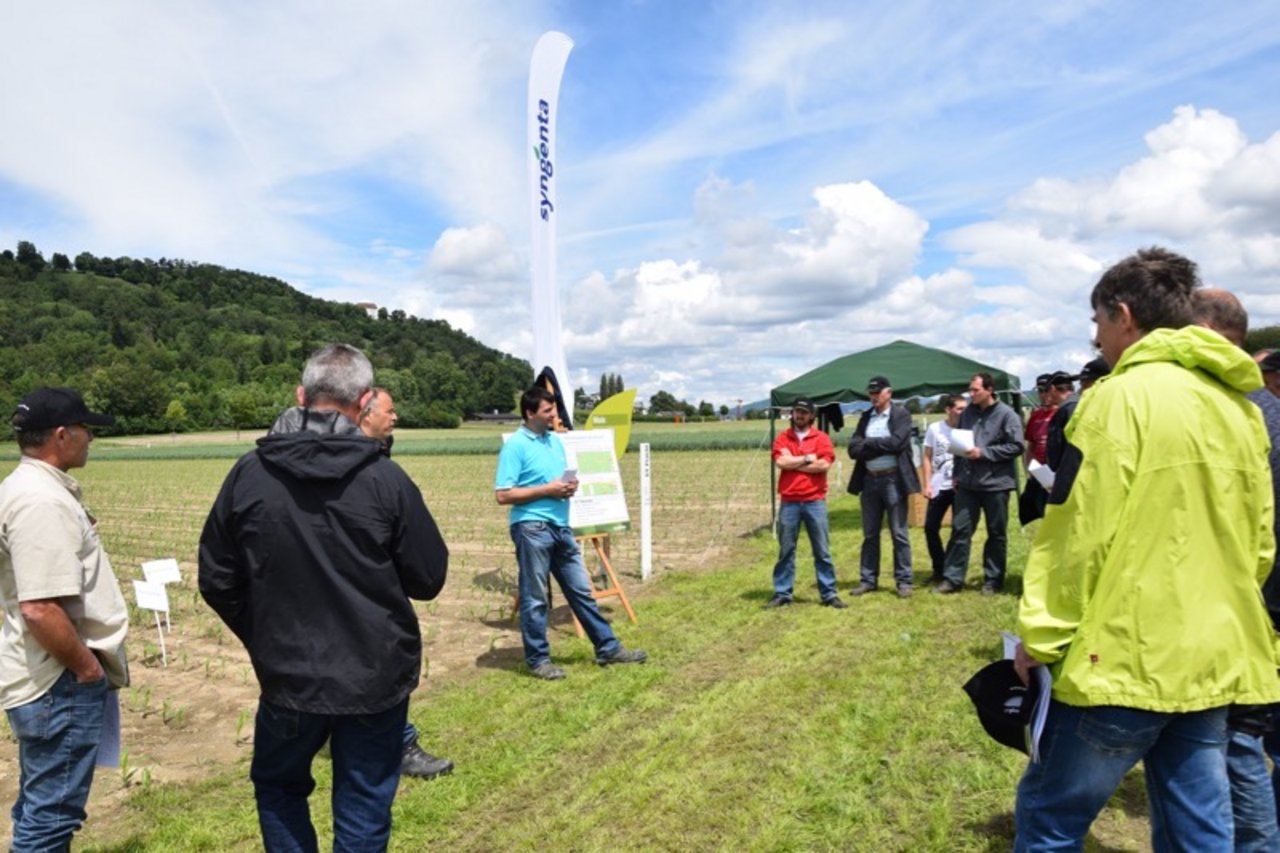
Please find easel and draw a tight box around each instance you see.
[568,532,638,637]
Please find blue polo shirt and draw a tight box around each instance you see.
[495,425,570,526]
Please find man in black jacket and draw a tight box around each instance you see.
[847,376,921,598]
[936,372,1024,595]
[199,344,448,852]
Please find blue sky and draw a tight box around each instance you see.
[2,1,1279,407]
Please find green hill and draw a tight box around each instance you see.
[0,241,531,434]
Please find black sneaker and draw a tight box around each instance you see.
[531,662,566,680]
[933,580,963,595]
[850,582,876,596]
[821,596,848,609]
[401,743,454,780]
[764,594,793,610]
[981,583,1001,596]
[596,647,647,667]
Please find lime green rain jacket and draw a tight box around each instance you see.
[1018,325,1280,711]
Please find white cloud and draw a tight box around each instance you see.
[428,224,521,280]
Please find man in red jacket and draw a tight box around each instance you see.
[766,398,844,609]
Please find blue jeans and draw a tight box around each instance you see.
[943,486,1010,588]
[511,521,620,669]
[859,474,913,588]
[772,500,837,601]
[1015,700,1232,852]
[5,668,108,853]
[1227,729,1280,852]
[251,697,407,852]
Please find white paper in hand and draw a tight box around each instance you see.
[948,429,975,455]
[1028,460,1056,490]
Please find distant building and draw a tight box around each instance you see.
[356,301,379,319]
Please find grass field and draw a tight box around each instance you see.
[0,420,781,461]
[0,429,1152,851]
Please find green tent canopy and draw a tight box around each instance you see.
[766,340,1022,524]
[770,339,1021,407]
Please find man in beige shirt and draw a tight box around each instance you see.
[0,388,128,852]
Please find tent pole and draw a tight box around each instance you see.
[769,407,777,533]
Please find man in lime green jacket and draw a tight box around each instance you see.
[1013,248,1280,851]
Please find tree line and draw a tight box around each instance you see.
[0,241,532,435]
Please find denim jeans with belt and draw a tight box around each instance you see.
[5,668,108,853]
[511,521,620,668]
[1015,700,1232,852]
[771,499,837,602]
[251,697,408,852]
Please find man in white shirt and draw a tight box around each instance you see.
[921,394,967,584]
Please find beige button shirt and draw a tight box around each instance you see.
[0,457,128,709]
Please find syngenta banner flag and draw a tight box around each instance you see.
[528,31,574,424]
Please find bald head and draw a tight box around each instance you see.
[1191,288,1248,347]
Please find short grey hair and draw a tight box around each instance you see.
[301,344,373,407]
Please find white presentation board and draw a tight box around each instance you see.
[561,428,630,536]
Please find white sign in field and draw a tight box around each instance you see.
[133,579,170,613]
[141,557,181,584]
[560,428,630,537]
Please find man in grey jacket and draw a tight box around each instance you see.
[936,372,1024,595]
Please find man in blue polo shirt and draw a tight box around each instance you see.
[496,386,647,681]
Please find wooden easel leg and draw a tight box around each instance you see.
[570,534,638,636]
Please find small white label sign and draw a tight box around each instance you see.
[141,558,181,584]
[133,579,170,613]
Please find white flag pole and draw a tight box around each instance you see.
[528,31,574,424]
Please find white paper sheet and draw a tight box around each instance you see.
[1027,460,1056,490]
[948,428,975,454]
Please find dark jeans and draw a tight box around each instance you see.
[943,487,1010,588]
[251,697,408,852]
[859,473,912,588]
[5,669,108,852]
[924,489,955,577]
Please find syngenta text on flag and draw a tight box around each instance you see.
[527,31,573,424]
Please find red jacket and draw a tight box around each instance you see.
[773,428,835,502]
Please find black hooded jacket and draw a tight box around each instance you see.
[198,409,448,714]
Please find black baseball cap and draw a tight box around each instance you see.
[1049,371,1074,388]
[11,388,115,432]
[1260,351,1280,374]
[1034,373,1052,391]
[1075,358,1111,382]
[962,659,1040,755]
[866,376,891,393]
[792,397,817,413]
